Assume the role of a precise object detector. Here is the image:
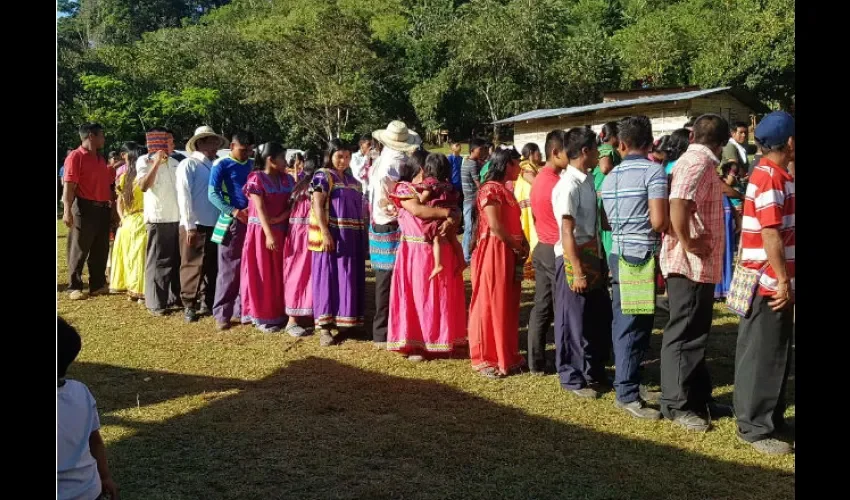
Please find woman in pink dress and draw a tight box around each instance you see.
[283,156,316,337]
[240,142,295,333]
[388,150,466,361]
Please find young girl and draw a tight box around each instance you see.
[240,142,295,333]
[110,141,147,302]
[288,152,305,181]
[283,155,318,337]
[415,153,464,280]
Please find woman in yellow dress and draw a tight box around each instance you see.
[513,143,542,279]
[109,142,147,301]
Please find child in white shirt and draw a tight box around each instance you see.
[57,318,119,500]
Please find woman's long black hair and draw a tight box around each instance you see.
[119,141,147,210]
[470,148,520,255]
[291,151,320,200]
[663,128,691,163]
[598,121,619,145]
[324,138,349,170]
[254,142,287,172]
[481,148,520,184]
[399,149,428,182]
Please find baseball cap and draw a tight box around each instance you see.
[754,111,795,149]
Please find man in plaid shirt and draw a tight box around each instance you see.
[659,114,734,432]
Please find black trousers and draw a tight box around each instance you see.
[734,294,794,442]
[179,225,218,311]
[67,198,111,292]
[145,222,181,312]
[526,243,556,372]
[372,222,398,343]
[660,275,716,418]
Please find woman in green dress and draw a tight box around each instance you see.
[593,122,621,258]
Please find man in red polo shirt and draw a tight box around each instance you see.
[525,130,570,375]
[734,111,795,455]
[63,123,112,301]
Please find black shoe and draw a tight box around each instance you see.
[184,308,199,323]
[707,401,735,419]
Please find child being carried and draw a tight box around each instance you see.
[414,154,465,280]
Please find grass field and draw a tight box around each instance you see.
[57,221,794,500]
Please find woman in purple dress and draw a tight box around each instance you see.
[309,139,367,346]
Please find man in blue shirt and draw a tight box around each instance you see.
[177,126,227,323]
[208,130,255,331]
[447,141,463,193]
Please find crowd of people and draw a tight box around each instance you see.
[60,111,795,465]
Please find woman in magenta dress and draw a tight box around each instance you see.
[387,150,466,360]
[283,156,317,337]
[240,142,294,333]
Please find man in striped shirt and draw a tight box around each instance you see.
[734,111,795,455]
[600,116,669,419]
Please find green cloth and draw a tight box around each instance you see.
[595,144,621,257]
[478,160,492,183]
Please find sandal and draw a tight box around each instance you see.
[318,329,335,347]
[479,367,502,379]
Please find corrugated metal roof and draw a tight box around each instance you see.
[495,86,735,125]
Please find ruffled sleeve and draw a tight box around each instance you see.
[244,172,265,197]
[477,181,505,211]
[310,169,331,194]
[389,181,416,208]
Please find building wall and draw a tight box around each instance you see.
[689,94,754,125]
[511,92,756,159]
[513,105,688,159]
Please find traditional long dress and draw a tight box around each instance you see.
[468,181,526,375]
[594,143,621,258]
[715,195,736,299]
[240,171,294,328]
[283,187,313,317]
[386,182,467,354]
[310,169,367,328]
[109,174,146,299]
[513,159,538,279]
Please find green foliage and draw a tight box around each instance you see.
[57,0,794,152]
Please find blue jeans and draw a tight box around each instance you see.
[461,201,475,263]
[609,252,655,404]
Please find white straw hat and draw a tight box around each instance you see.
[372,120,422,153]
[186,126,227,153]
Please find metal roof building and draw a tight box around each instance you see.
[497,86,768,156]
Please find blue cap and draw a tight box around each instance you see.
[754,111,795,149]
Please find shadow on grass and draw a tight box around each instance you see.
[72,359,794,500]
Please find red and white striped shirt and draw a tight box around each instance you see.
[740,158,795,296]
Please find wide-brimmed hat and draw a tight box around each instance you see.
[372,121,421,153]
[186,126,227,153]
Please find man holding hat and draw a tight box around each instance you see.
[176,126,226,323]
[368,120,420,348]
[733,111,795,455]
[137,127,182,315]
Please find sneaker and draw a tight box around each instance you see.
[639,385,661,402]
[616,399,662,420]
[184,308,199,324]
[68,290,88,301]
[90,286,110,297]
[738,436,793,455]
[407,354,425,362]
[671,411,711,432]
[216,321,231,332]
[570,387,600,399]
[284,325,309,338]
[318,329,335,347]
